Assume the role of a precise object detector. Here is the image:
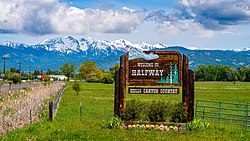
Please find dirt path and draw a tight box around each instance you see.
[0,82,66,135]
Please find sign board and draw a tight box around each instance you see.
[114,50,194,122]
[128,88,179,94]
[128,51,182,86]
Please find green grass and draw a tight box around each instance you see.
[1,82,250,140]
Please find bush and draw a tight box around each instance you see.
[9,73,21,84]
[170,102,187,123]
[121,99,148,121]
[72,81,81,95]
[147,100,172,122]
[86,77,101,83]
[101,116,122,129]
[187,119,210,131]
[122,99,185,122]
[101,73,114,84]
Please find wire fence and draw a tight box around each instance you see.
[49,83,68,121]
[0,82,65,135]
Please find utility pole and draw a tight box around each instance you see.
[1,56,10,81]
[17,62,22,76]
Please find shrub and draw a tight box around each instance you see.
[170,102,187,123]
[101,116,122,129]
[147,100,172,122]
[86,77,101,83]
[121,99,148,121]
[101,73,114,84]
[9,73,21,84]
[122,99,189,123]
[72,81,81,95]
[187,119,210,131]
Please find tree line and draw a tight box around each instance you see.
[194,64,250,82]
[1,61,249,84]
[60,61,119,84]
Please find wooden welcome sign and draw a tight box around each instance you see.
[128,51,182,86]
[114,50,194,122]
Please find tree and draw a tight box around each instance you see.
[72,81,81,95]
[109,64,120,78]
[60,62,75,81]
[238,66,250,82]
[9,73,21,84]
[10,68,17,73]
[78,61,99,80]
[194,64,207,81]
[101,72,114,84]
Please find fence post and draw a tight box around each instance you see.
[30,108,32,123]
[49,101,53,121]
[80,102,83,121]
[245,103,249,132]
[202,105,205,121]
[195,100,198,117]
[218,102,221,126]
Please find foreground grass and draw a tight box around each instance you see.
[1,82,250,140]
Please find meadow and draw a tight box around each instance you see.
[0,81,250,140]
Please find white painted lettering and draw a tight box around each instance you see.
[149,70,155,76]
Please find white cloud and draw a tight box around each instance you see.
[0,0,144,35]
[145,0,250,38]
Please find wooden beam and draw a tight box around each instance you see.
[188,69,195,121]
[182,54,189,122]
[114,69,120,116]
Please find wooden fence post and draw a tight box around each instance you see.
[119,54,127,116]
[182,54,189,122]
[80,102,83,121]
[188,69,194,121]
[49,101,53,121]
[114,70,120,116]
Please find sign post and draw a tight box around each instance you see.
[114,51,194,122]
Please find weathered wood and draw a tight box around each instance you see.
[119,54,127,115]
[188,69,194,121]
[49,101,53,121]
[128,51,182,86]
[114,69,120,116]
[114,51,194,122]
[182,54,189,122]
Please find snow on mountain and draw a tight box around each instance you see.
[1,36,249,54]
[0,41,29,48]
[31,36,173,54]
[0,35,249,71]
[129,47,159,60]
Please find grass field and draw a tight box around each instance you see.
[1,82,250,140]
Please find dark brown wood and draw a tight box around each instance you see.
[128,51,182,86]
[188,69,195,121]
[119,54,127,115]
[128,88,179,94]
[114,51,194,122]
[182,54,189,122]
[114,69,120,116]
[125,52,129,85]
[49,101,53,121]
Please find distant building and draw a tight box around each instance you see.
[49,75,68,81]
[37,75,68,81]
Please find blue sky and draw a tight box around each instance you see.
[0,0,250,50]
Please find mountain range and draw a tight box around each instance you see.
[0,36,249,72]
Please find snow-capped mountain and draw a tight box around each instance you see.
[0,36,249,71]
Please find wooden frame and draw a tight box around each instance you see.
[114,51,194,122]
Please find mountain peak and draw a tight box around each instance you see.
[0,41,28,48]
